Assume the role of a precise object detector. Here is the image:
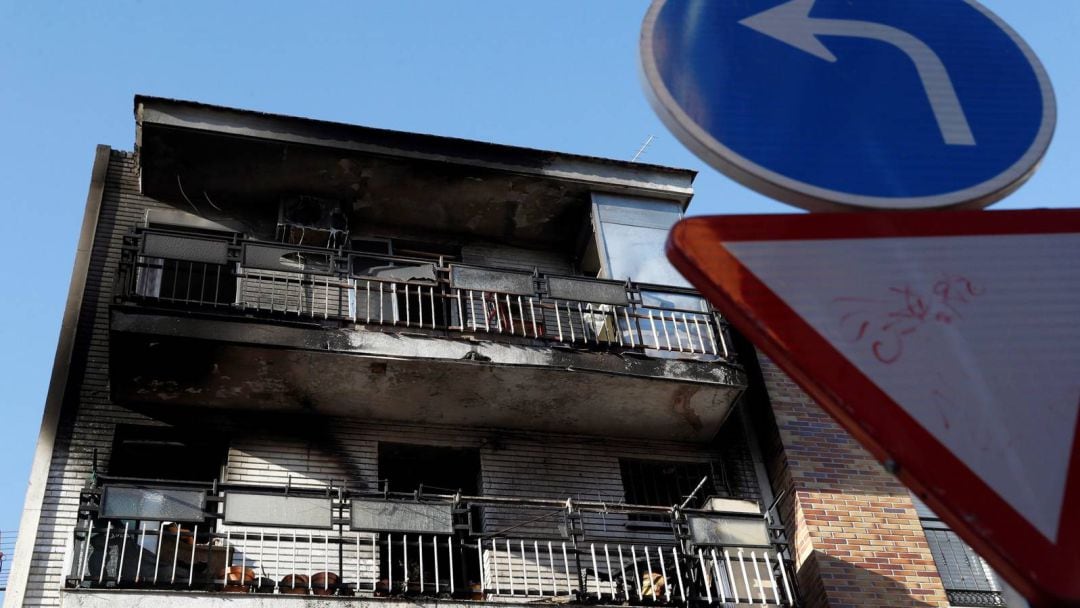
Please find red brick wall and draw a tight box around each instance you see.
[756,355,949,608]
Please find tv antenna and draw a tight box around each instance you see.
[631,135,655,162]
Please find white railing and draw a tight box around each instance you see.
[72,522,379,594]
[119,228,733,360]
[479,538,793,606]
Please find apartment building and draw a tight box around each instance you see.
[5,97,1003,608]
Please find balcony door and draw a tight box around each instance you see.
[377,443,481,592]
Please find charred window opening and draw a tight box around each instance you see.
[620,459,721,522]
[390,239,461,264]
[350,239,458,327]
[378,443,480,495]
[277,196,349,249]
[350,238,394,276]
[108,424,226,483]
[388,241,460,328]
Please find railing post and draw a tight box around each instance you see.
[590,544,600,598]
[79,519,94,584]
[573,542,585,600]
[577,303,588,343]
[189,526,199,587]
[698,549,713,604]
[724,549,739,603]
[617,545,629,601]
[555,301,564,341]
[631,545,643,600]
[763,550,780,605]
[117,522,129,585]
[602,544,613,598]
[534,540,543,596]
[716,313,730,358]
[431,286,437,330]
[98,521,111,584]
[506,295,515,335]
[778,550,795,606]
[548,541,558,596]
[673,546,686,603]
[135,522,146,583]
[529,298,539,338]
[506,539,514,596]
[448,536,454,594]
[562,542,571,597]
[566,302,575,343]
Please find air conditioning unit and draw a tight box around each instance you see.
[688,498,770,547]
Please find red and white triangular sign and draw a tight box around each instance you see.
[667,209,1080,605]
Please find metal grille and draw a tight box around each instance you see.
[620,460,718,521]
[913,493,1004,606]
[948,589,1007,607]
[925,528,999,591]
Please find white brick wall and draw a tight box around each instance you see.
[21,151,761,607]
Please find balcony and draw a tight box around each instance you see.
[66,482,797,607]
[110,227,747,442]
[1,528,13,592]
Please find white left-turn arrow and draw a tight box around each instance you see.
[740,0,976,146]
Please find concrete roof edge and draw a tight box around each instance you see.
[133,95,696,206]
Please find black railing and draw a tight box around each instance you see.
[116,227,735,360]
[947,589,1007,607]
[68,482,795,605]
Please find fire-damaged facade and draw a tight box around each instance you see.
[6,97,1004,608]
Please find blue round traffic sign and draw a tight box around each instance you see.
[641,0,1056,210]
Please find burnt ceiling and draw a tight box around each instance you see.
[139,125,592,249]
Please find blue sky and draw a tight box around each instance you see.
[0,0,1077,540]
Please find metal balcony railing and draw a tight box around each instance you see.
[68,483,796,606]
[116,227,734,360]
[0,529,15,592]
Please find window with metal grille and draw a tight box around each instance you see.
[913,496,1006,607]
[620,459,719,522]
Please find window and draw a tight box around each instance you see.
[277,196,349,248]
[350,237,461,276]
[590,193,687,286]
[390,239,461,263]
[914,496,1005,607]
[350,238,453,328]
[350,237,393,276]
[620,459,721,521]
[378,443,480,495]
[108,425,226,483]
